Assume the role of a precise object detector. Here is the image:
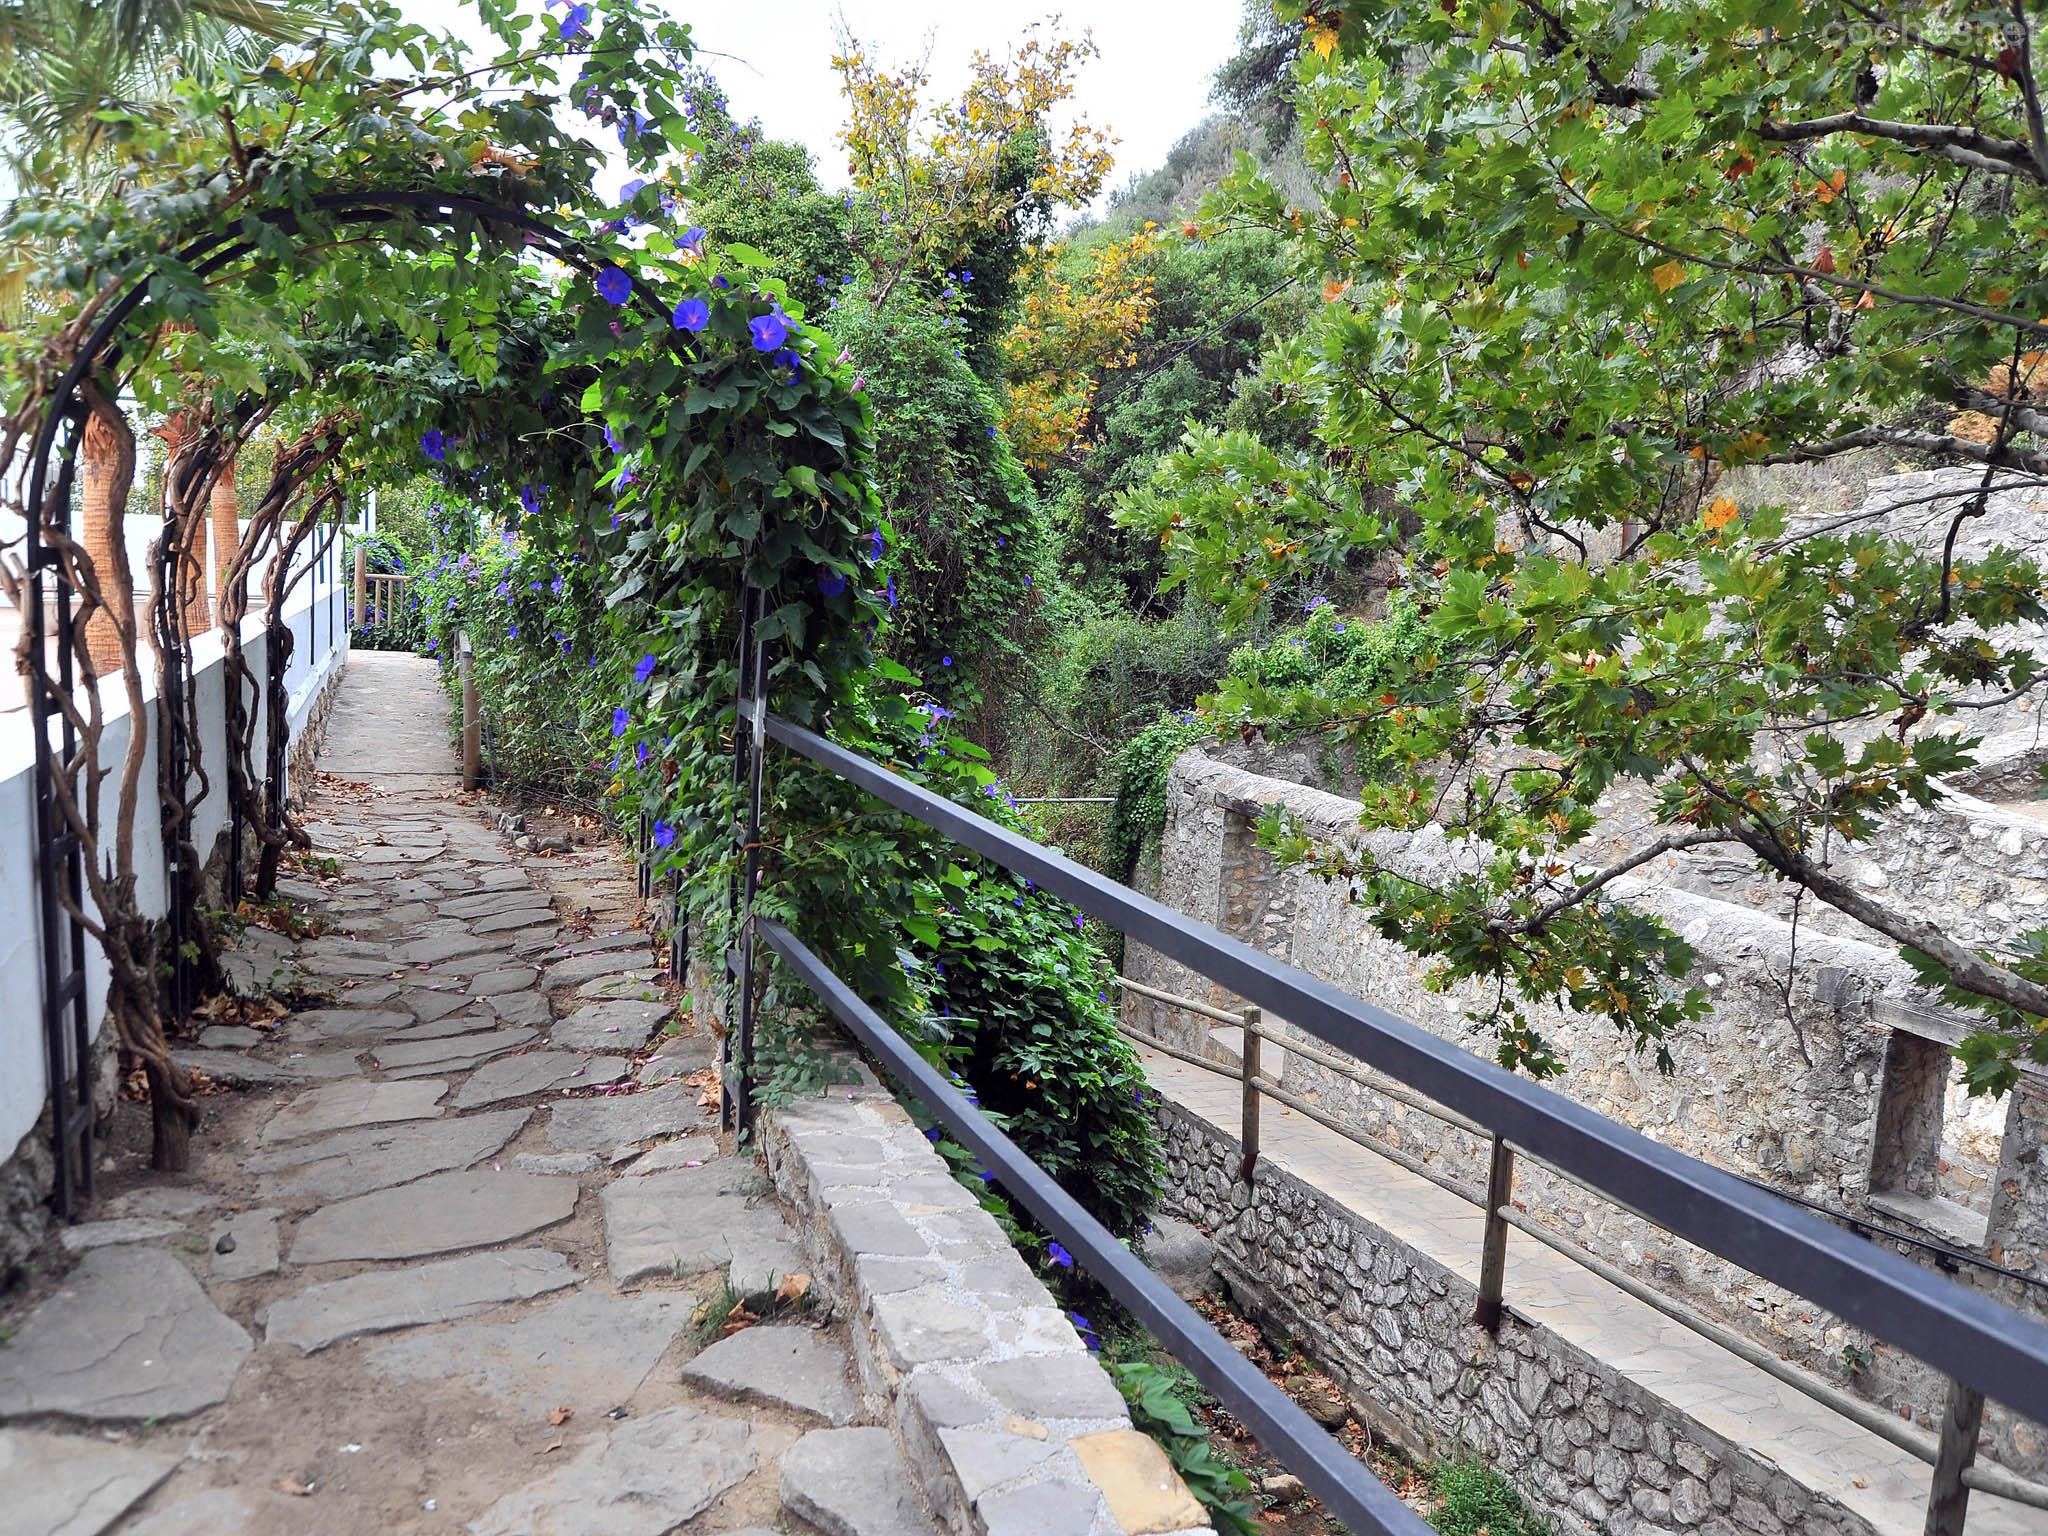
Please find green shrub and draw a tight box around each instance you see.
[1105,713,1209,882]
[927,870,1160,1237]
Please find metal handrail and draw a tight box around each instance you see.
[736,702,2048,1532]
[1114,1004,2048,1511]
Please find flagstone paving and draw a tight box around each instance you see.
[0,652,914,1536]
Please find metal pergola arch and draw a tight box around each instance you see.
[19,187,617,1214]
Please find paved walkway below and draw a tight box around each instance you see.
[1,652,917,1536]
[1135,1044,2046,1536]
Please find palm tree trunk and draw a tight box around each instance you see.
[210,457,239,628]
[78,408,129,672]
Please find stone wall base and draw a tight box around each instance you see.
[1155,1099,1877,1536]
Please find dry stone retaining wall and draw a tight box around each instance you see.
[1127,748,2048,1476]
[1155,1099,1875,1536]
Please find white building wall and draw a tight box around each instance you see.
[0,542,348,1160]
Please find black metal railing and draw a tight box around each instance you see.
[724,695,2048,1535]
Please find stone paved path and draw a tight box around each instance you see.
[0,652,912,1536]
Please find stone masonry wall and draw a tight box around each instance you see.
[1126,749,2048,1475]
[1154,1100,1876,1536]
[760,1057,1216,1536]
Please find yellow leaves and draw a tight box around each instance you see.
[1704,496,1739,531]
[1305,23,1340,59]
[1650,259,1687,294]
[1321,278,1350,302]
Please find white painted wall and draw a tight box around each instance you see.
[0,536,349,1157]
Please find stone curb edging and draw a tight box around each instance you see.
[760,1062,1218,1536]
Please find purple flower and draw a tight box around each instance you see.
[986,426,997,439]
[595,266,632,305]
[636,741,649,767]
[420,429,448,462]
[508,624,520,639]
[749,308,790,352]
[635,653,658,684]
[885,576,897,609]
[868,529,884,561]
[818,568,847,598]
[1073,913,1084,931]
[941,655,952,667]
[652,819,676,848]
[672,297,709,332]
[772,347,803,382]
[679,226,706,253]
[612,706,630,736]
[558,2,589,37]
[603,424,624,453]
[1047,1241,1073,1269]
[520,482,542,516]
[619,177,646,203]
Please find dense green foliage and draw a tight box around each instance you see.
[1119,0,2048,1086]
[827,291,1044,699]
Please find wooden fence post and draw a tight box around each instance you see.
[460,633,480,791]
[352,542,366,629]
[1924,1378,1985,1536]
[1239,1005,1262,1184]
[1474,1134,1516,1332]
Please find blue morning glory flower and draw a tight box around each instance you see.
[749,308,790,352]
[869,529,884,561]
[940,656,952,667]
[619,177,646,203]
[679,226,706,253]
[596,266,632,305]
[558,3,589,38]
[603,424,623,453]
[652,820,676,848]
[986,426,997,439]
[1047,1242,1073,1269]
[772,347,803,382]
[818,569,847,598]
[420,429,447,462]
[635,653,657,684]
[612,706,630,736]
[672,297,710,332]
[520,482,542,516]
[885,577,897,609]
[636,741,649,767]
[507,624,520,639]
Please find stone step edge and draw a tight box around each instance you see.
[759,1056,1217,1536]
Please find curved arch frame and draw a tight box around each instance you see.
[20,189,607,1212]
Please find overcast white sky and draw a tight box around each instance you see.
[406,0,1248,210]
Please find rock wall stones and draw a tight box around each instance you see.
[1129,747,2048,1475]
[759,1064,1216,1536]
[1155,1101,1875,1536]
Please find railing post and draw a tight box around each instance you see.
[1925,1378,1985,1536]
[352,541,366,629]
[459,633,480,791]
[1239,1005,1262,1184]
[1474,1134,1516,1333]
